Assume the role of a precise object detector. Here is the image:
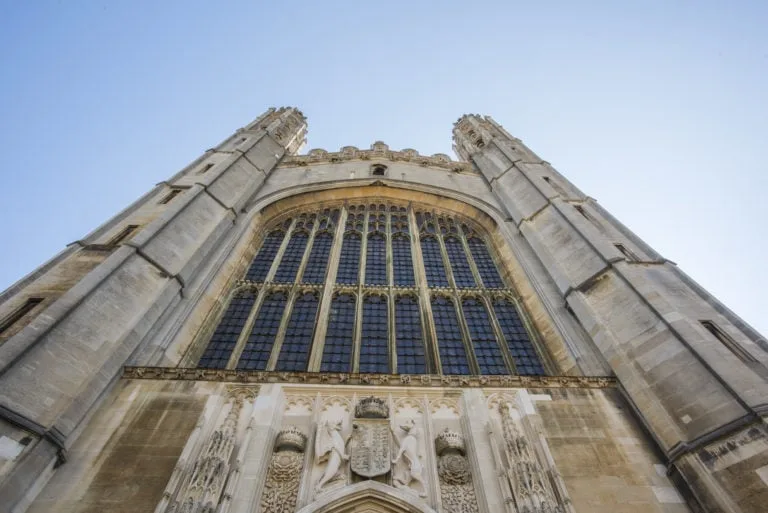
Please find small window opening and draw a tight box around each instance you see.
[614,243,640,262]
[573,204,589,219]
[108,224,140,246]
[701,321,757,363]
[197,163,215,175]
[158,189,183,205]
[371,164,387,176]
[0,298,43,336]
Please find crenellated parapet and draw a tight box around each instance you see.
[279,141,472,172]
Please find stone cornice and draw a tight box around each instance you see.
[277,142,475,173]
[122,366,616,389]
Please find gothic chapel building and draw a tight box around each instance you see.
[1,108,767,513]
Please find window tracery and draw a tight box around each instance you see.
[197,200,547,376]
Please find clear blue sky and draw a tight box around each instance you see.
[1,1,766,335]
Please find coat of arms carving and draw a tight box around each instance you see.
[349,396,391,478]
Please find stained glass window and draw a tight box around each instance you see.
[246,231,285,282]
[201,203,549,377]
[321,294,356,372]
[468,237,504,288]
[198,289,256,369]
[275,292,318,372]
[302,232,333,284]
[445,236,476,288]
[365,233,387,285]
[359,295,389,373]
[432,295,470,374]
[493,298,545,375]
[395,295,426,374]
[274,231,308,283]
[463,297,506,374]
[421,236,449,287]
[392,234,415,286]
[237,292,287,370]
[337,233,361,285]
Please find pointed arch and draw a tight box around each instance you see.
[296,481,437,513]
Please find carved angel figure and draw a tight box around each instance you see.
[314,419,349,492]
[392,418,427,497]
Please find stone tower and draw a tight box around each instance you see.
[0,108,765,513]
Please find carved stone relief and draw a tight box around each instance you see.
[260,426,307,513]
[435,428,479,513]
[392,418,428,497]
[159,387,257,513]
[488,400,570,513]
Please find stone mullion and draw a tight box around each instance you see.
[408,207,440,374]
[352,209,370,373]
[265,286,298,371]
[265,216,317,371]
[459,224,485,289]
[225,286,269,369]
[436,222,459,290]
[454,291,482,375]
[386,211,397,373]
[306,207,348,372]
[483,294,519,375]
[225,218,297,369]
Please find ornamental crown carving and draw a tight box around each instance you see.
[355,396,389,419]
[435,428,465,456]
[275,425,307,453]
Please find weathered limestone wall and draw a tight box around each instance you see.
[534,387,689,512]
[23,379,689,513]
[452,113,768,512]
[0,107,308,511]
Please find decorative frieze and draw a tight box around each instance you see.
[278,143,474,173]
[123,366,616,389]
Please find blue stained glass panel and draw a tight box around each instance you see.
[395,296,426,374]
[321,294,356,372]
[360,295,389,373]
[462,298,506,374]
[275,293,318,372]
[237,292,287,370]
[246,231,285,281]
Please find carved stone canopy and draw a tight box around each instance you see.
[275,425,307,453]
[355,396,389,419]
[435,428,465,456]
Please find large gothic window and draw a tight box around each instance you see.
[196,201,548,376]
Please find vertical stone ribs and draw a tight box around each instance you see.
[497,403,568,513]
[159,389,255,513]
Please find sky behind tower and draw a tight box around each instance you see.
[1,1,767,335]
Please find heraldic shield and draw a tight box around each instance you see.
[349,418,391,478]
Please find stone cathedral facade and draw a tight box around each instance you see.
[0,108,766,513]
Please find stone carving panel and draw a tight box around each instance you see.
[260,426,307,513]
[435,428,479,513]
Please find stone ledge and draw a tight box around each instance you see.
[278,145,475,173]
[122,366,616,388]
